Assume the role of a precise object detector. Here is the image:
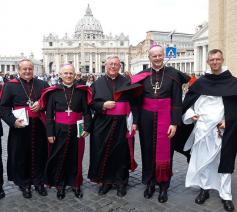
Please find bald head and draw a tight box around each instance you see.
[148,46,165,69]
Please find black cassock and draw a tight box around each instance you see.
[88,75,138,185]
[0,84,3,187]
[0,78,48,187]
[131,67,189,186]
[44,84,91,188]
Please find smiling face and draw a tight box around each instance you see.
[105,57,121,78]
[60,65,76,85]
[207,51,224,75]
[18,60,34,81]
[148,46,165,69]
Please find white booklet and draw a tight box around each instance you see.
[126,112,133,135]
[12,108,29,126]
[77,119,84,138]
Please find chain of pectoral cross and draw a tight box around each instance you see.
[63,86,74,116]
[19,78,34,107]
[150,66,165,94]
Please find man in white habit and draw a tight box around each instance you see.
[181,49,237,212]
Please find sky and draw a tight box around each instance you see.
[0,0,208,59]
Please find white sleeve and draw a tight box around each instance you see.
[182,107,196,125]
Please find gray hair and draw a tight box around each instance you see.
[17,59,34,70]
[105,55,121,65]
[59,63,75,73]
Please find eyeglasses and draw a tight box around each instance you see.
[108,63,120,67]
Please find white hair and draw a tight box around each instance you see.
[105,55,121,65]
[59,63,75,73]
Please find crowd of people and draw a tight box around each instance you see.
[0,46,236,212]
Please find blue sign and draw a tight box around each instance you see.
[165,47,177,58]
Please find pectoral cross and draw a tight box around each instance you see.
[65,107,72,116]
[26,99,34,107]
[152,82,160,94]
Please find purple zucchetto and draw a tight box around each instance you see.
[149,42,163,50]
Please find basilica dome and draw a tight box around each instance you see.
[74,5,104,40]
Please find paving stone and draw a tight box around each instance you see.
[0,121,237,212]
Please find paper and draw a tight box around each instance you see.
[77,119,84,138]
[126,112,133,135]
[12,108,29,126]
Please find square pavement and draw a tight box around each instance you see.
[0,121,236,212]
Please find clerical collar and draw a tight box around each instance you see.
[106,74,118,80]
[62,83,73,88]
[19,77,33,83]
[151,65,164,72]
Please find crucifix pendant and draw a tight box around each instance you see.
[27,99,34,107]
[153,82,160,94]
[65,107,72,116]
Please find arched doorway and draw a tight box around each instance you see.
[49,62,53,73]
[120,61,125,73]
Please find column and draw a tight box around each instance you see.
[89,53,93,73]
[44,54,49,74]
[73,54,76,69]
[194,46,199,74]
[0,64,2,72]
[10,64,13,73]
[98,54,101,74]
[202,45,207,73]
[65,54,68,63]
[125,54,129,72]
[76,54,79,72]
[95,53,98,74]
[55,54,60,74]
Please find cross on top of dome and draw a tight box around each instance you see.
[85,4,93,16]
[74,4,104,40]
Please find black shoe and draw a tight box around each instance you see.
[144,184,155,199]
[117,184,127,197]
[35,185,48,196]
[98,184,112,195]
[21,186,32,199]
[73,188,83,199]
[57,188,65,200]
[158,189,168,203]
[195,189,209,204]
[0,187,5,199]
[222,200,235,212]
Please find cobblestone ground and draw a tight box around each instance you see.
[0,121,236,212]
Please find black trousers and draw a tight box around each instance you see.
[0,138,3,187]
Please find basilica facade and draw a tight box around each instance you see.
[42,5,130,75]
[43,4,208,77]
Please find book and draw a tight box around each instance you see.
[77,119,84,138]
[12,108,29,126]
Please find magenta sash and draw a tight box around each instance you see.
[55,112,82,125]
[142,97,172,183]
[14,106,40,118]
[105,102,130,116]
